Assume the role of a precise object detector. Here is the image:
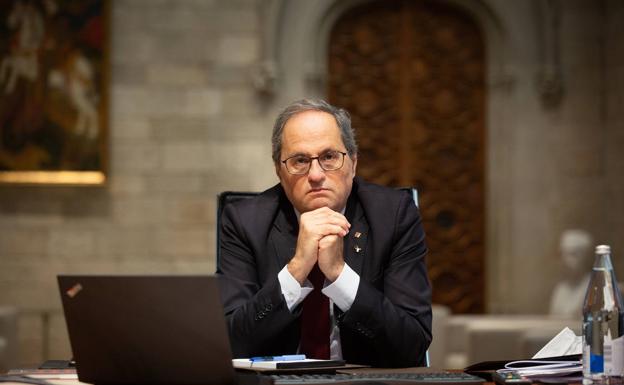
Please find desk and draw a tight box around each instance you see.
[3,364,588,385]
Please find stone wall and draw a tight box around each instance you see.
[0,0,622,367]
[0,0,276,366]
[605,1,624,273]
[502,0,610,312]
[462,0,624,314]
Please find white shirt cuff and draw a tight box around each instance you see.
[278,265,313,311]
[322,263,360,312]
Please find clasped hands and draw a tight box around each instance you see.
[287,207,351,285]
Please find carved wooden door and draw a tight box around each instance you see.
[328,0,485,313]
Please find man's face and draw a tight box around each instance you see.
[276,110,357,213]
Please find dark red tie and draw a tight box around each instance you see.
[300,264,330,359]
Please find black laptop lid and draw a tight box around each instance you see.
[58,275,235,385]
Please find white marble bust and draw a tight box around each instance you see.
[549,229,594,317]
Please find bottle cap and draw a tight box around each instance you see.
[595,244,611,254]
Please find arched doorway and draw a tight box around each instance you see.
[328,0,486,313]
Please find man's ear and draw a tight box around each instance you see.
[275,163,282,181]
[351,155,358,175]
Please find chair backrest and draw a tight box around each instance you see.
[0,306,18,373]
[216,191,259,268]
[397,187,419,208]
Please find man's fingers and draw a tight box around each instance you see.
[318,223,348,237]
[302,207,348,222]
[300,208,351,233]
[318,234,340,247]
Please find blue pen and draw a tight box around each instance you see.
[250,354,306,362]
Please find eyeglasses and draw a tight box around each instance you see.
[281,150,347,175]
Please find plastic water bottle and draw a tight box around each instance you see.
[582,245,624,384]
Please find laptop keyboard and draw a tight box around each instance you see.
[270,372,485,385]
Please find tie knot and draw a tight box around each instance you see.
[309,264,325,288]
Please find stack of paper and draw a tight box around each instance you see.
[233,358,345,370]
[494,327,583,382]
[497,360,581,378]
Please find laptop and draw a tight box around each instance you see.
[58,275,237,385]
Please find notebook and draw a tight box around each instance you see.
[58,275,236,385]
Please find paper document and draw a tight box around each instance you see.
[498,360,581,377]
[233,358,345,369]
[532,327,582,359]
[7,368,78,380]
[490,327,584,381]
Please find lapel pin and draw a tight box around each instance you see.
[354,245,362,253]
[354,232,362,238]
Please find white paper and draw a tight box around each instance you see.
[498,360,582,378]
[533,327,582,359]
[232,358,332,369]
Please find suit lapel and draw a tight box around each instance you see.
[343,191,369,276]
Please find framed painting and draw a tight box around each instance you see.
[0,0,109,185]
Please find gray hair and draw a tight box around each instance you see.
[271,99,358,164]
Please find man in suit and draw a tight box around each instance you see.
[217,99,431,367]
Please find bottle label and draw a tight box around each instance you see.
[590,353,604,373]
[606,334,624,376]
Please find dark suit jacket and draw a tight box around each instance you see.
[217,177,432,367]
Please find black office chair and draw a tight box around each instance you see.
[397,187,419,208]
[216,191,259,268]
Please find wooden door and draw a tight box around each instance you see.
[328,0,485,313]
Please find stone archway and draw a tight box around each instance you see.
[265,0,515,313]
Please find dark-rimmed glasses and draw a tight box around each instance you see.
[281,150,347,175]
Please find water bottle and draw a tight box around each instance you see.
[582,245,624,384]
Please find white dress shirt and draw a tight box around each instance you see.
[277,207,361,359]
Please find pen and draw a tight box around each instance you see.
[250,354,306,362]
